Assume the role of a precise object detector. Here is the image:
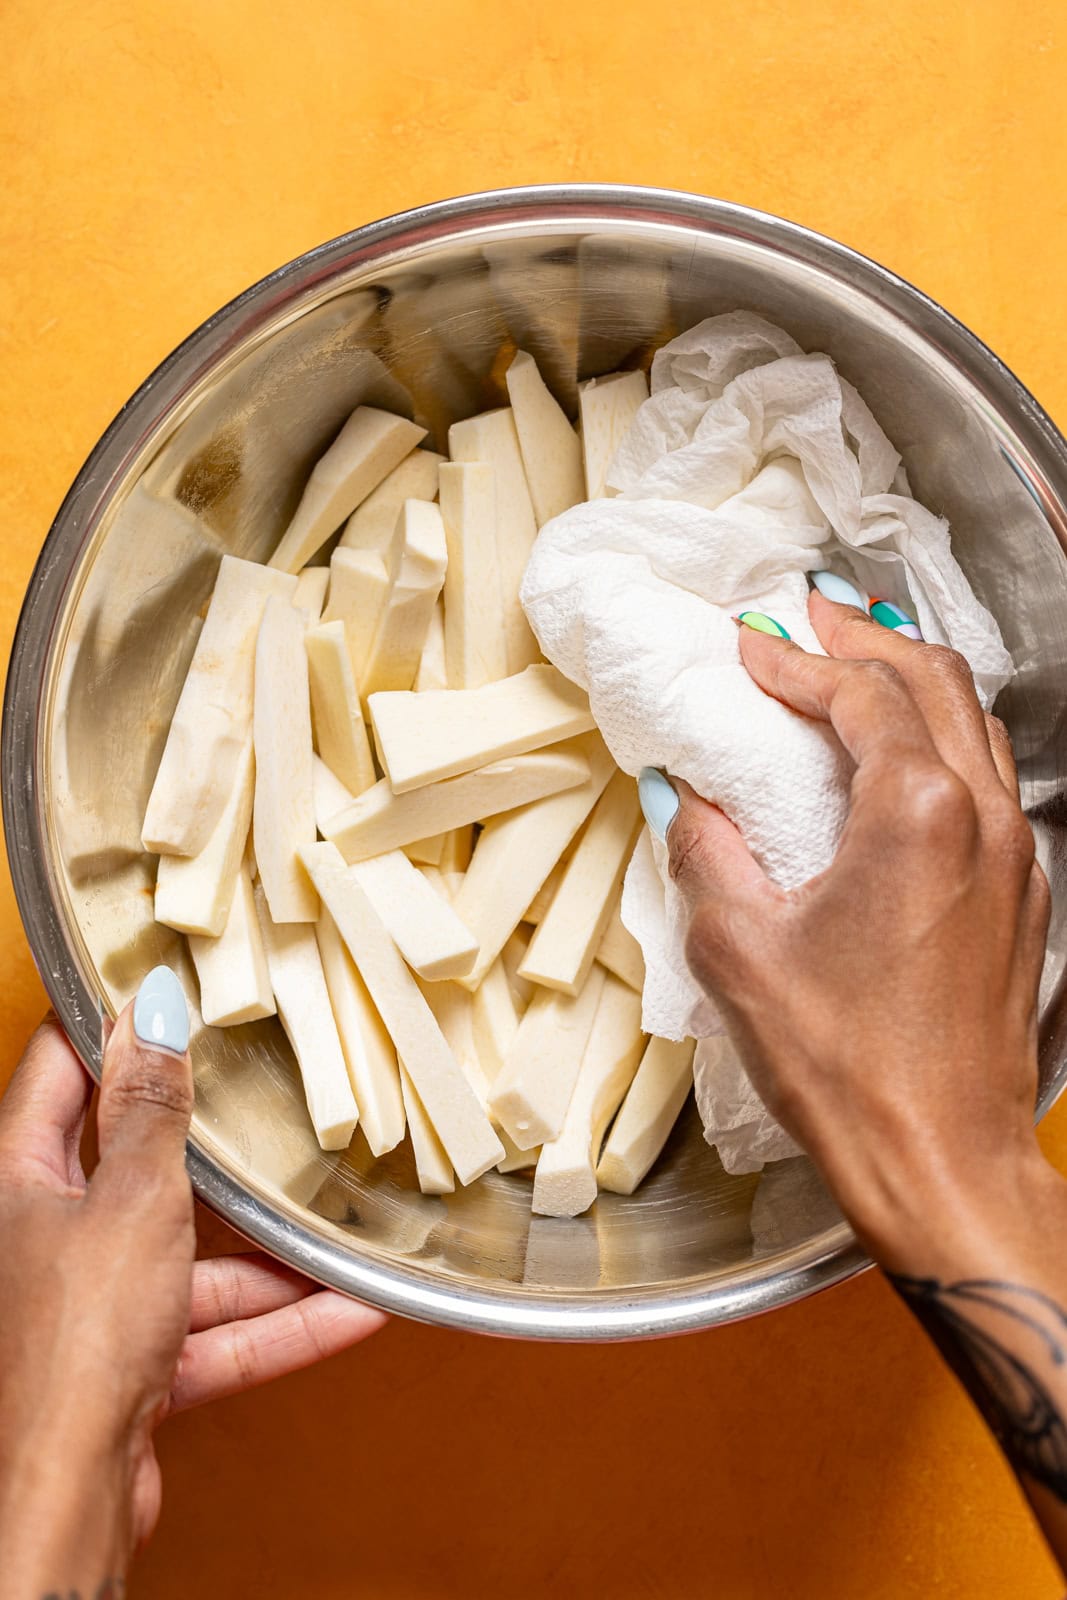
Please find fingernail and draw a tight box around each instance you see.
[133,965,189,1054]
[734,611,791,639]
[810,570,868,610]
[638,767,679,844]
[869,598,923,640]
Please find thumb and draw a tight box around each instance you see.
[95,966,194,1181]
[638,769,768,909]
[639,769,777,1001]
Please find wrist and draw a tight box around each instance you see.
[0,1430,130,1598]
[828,1129,1065,1281]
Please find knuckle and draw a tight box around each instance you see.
[296,1295,334,1364]
[834,608,882,649]
[920,643,973,691]
[229,1323,261,1391]
[839,658,904,710]
[902,766,977,845]
[200,1255,241,1329]
[108,1063,193,1123]
[668,820,706,889]
[855,658,901,692]
[789,649,841,707]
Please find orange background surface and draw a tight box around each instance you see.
[3,1,1067,1595]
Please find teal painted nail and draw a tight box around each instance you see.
[870,598,923,640]
[736,611,791,639]
[811,570,868,610]
[134,965,189,1054]
[638,767,679,844]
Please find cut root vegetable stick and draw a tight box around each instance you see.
[489,965,606,1149]
[316,910,406,1158]
[505,350,585,527]
[305,621,376,795]
[597,899,645,992]
[292,566,330,624]
[471,959,519,1079]
[597,1036,696,1195]
[519,771,642,995]
[312,755,355,837]
[447,407,539,671]
[340,449,444,553]
[322,746,589,861]
[399,1066,454,1194]
[532,976,645,1217]
[414,600,447,692]
[417,977,479,1080]
[501,929,534,1013]
[269,407,426,573]
[497,1136,539,1173]
[449,963,532,1174]
[349,851,478,981]
[522,859,564,927]
[417,862,449,895]
[370,664,594,793]
[452,734,616,990]
[322,548,390,680]
[578,370,649,499]
[438,462,508,688]
[360,501,448,696]
[142,556,296,856]
[189,865,275,1027]
[253,597,318,922]
[299,843,503,1183]
[438,825,473,874]
[404,834,445,867]
[254,883,358,1150]
[522,831,581,923]
[155,739,253,937]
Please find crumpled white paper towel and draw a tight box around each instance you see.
[520,311,1014,1173]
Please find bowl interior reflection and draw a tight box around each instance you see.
[34,196,1067,1332]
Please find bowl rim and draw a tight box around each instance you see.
[6,181,1067,1339]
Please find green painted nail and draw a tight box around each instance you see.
[735,611,791,639]
[869,598,923,640]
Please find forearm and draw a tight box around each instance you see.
[841,1134,1067,1569]
[0,1433,130,1600]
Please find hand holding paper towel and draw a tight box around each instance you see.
[520,312,1013,1172]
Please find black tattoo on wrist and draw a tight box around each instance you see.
[41,1580,125,1600]
[889,1273,1067,1499]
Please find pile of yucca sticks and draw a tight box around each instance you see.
[143,350,695,1217]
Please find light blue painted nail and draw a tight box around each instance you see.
[811,570,868,610]
[638,767,680,843]
[133,965,189,1054]
[893,622,923,641]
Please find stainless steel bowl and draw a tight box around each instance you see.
[8,184,1067,1340]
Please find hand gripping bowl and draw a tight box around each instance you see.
[7,185,1067,1340]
